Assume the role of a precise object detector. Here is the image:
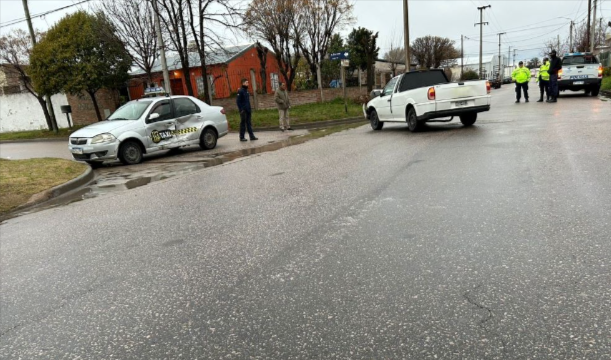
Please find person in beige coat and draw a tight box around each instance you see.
[274,82,291,131]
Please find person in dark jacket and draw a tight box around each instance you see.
[547,50,562,103]
[236,79,257,141]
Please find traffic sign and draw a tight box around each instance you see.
[330,51,349,60]
[341,59,350,67]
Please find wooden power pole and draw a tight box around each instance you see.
[475,5,491,79]
[403,0,411,71]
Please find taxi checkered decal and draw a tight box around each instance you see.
[151,127,199,144]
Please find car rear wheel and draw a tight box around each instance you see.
[406,107,422,132]
[459,113,477,126]
[370,110,383,130]
[585,88,592,95]
[591,86,600,97]
[118,140,143,165]
[200,127,218,150]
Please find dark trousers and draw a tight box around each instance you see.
[515,82,529,100]
[539,80,549,99]
[239,111,255,139]
[549,74,559,99]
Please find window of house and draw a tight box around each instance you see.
[271,73,279,91]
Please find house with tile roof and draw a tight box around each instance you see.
[128,43,282,100]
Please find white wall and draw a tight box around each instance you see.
[0,93,70,133]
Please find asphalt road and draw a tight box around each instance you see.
[1,85,610,359]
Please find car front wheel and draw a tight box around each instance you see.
[370,110,383,130]
[118,140,143,165]
[200,127,218,150]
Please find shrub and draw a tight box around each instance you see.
[460,70,479,81]
[602,67,611,78]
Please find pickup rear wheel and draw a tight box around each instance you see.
[370,110,383,130]
[459,113,477,126]
[406,107,421,132]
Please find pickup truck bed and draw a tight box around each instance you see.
[364,70,491,132]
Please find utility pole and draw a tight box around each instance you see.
[403,0,411,71]
[569,20,574,52]
[590,0,597,53]
[475,5,491,79]
[558,34,561,54]
[22,0,58,133]
[513,48,517,68]
[152,0,171,94]
[507,45,511,79]
[461,35,464,80]
[587,0,592,51]
[497,32,505,84]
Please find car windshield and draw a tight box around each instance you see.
[562,55,599,65]
[108,101,152,120]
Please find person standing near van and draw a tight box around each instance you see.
[236,79,258,141]
[274,82,292,131]
[547,50,562,103]
[512,61,531,103]
[537,57,550,102]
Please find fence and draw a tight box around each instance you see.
[0,92,70,132]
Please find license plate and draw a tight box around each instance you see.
[455,100,468,107]
[71,148,83,154]
[573,81,584,85]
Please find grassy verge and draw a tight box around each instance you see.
[601,76,611,91]
[0,125,85,142]
[226,97,363,130]
[0,158,88,215]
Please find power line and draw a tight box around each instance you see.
[0,0,93,29]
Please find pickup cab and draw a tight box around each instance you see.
[364,70,491,132]
[558,52,603,96]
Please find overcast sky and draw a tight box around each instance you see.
[1,0,610,63]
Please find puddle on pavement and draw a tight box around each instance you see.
[10,135,315,219]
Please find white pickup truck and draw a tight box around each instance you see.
[558,52,603,96]
[364,70,491,132]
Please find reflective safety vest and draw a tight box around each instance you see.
[512,67,530,84]
[539,63,550,81]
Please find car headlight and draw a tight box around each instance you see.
[91,133,116,144]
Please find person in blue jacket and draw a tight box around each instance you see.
[236,79,257,141]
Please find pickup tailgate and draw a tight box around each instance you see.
[434,80,490,112]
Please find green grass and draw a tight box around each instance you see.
[0,125,85,142]
[226,97,363,130]
[0,158,88,215]
[601,76,611,91]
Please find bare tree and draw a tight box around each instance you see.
[0,29,57,131]
[157,0,195,96]
[411,36,459,69]
[185,0,241,104]
[96,0,158,85]
[297,0,354,82]
[255,41,268,93]
[244,0,304,91]
[383,28,405,76]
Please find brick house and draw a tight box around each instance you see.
[128,44,283,100]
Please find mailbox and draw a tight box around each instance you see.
[60,105,72,114]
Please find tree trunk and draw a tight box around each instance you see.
[183,68,194,96]
[46,96,59,132]
[35,95,53,131]
[199,51,212,104]
[87,90,103,122]
[366,65,374,92]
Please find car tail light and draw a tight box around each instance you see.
[486,81,491,94]
[598,65,603,78]
[427,87,435,100]
[220,108,226,115]
[558,69,563,80]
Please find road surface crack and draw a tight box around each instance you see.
[463,284,508,355]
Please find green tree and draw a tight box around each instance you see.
[321,33,344,86]
[30,11,132,122]
[526,57,540,69]
[347,27,379,92]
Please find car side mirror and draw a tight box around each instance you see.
[148,113,160,121]
[370,89,382,98]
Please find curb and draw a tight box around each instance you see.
[0,137,68,144]
[0,166,94,222]
[600,89,611,97]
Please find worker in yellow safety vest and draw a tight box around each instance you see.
[536,58,550,102]
[512,61,531,103]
